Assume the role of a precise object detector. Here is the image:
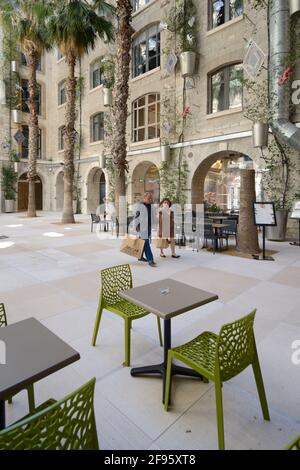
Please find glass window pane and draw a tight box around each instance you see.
[148,126,156,139]
[148,103,156,124]
[229,0,243,20]
[138,129,145,141]
[211,70,225,113]
[212,0,225,28]
[138,108,145,126]
[138,96,145,107]
[229,64,243,108]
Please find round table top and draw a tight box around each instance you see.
[212,223,229,228]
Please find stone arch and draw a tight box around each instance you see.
[131,161,160,203]
[86,167,106,213]
[17,172,43,211]
[191,150,254,210]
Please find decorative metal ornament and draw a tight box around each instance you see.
[243,40,266,80]
[165,51,178,75]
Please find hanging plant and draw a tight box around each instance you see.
[165,0,198,54]
[100,55,115,89]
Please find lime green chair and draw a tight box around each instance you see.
[92,264,163,366]
[0,303,35,413]
[286,435,300,450]
[164,309,270,450]
[0,378,98,450]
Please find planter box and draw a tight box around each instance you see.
[180,51,196,78]
[11,61,18,73]
[160,145,170,163]
[253,122,269,148]
[267,209,288,241]
[12,109,22,124]
[99,153,106,169]
[5,200,15,213]
[290,0,300,15]
[103,88,112,107]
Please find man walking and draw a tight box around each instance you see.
[135,192,156,267]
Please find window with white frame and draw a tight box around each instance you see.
[132,93,160,142]
[90,59,104,89]
[132,25,160,78]
[58,80,66,106]
[90,112,104,142]
[209,63,243,114]
[209,0,243,30]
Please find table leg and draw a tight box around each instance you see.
[131,319,202,404]
[0,400,5,430]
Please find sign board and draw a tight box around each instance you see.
[243,40,266,80]
[291,201,300,219]
[253,202,277,226]
[14,130,25,144]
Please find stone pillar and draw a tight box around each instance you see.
[237,169,260,254]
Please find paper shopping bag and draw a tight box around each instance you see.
[120,236,145,259]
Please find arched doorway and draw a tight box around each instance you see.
[56,171,64,211]
[192,151,255,211]
[18,173,43,211]
[131,161,160,203]
[87,168,106,212]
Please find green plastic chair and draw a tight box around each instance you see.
[0,378,98,450]
[92,264,163,366]
[0,303,35,413]
[164,309,270,450]
[286,435,300,450]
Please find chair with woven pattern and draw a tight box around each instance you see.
[0,378,98,450]
[0,303,35,413]
[92,264,163,366]
[286,435,300,450]
[164,309,270,450]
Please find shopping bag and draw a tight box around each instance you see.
[120,236,145,259]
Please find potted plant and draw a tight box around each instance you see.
[1,164,18,213]
[290,0,300,16]
[262,139,298,241]
[243,79,271,148]
[160,139,171,163]
[101,56,115,107]
[165,0,198,77]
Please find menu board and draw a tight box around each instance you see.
[253,202,277,226]
[291,201,300,219]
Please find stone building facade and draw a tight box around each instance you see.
[0,1,299,235]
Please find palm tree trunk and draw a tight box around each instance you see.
[111,0,133,235]
[27,51,39,218]
[62,51,76,224]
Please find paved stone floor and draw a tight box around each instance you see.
[1,211,300,450]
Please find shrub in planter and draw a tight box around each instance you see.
[1,164,18,213]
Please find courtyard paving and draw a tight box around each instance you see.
[0,211,300,450]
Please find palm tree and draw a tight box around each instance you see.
[0,0,51,217]
[48,0,114,223]
[111,0,133,234]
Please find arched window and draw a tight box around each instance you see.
[90,112,105,142]
[58,80,66,106]
[132,25,160,78]
[132,93,160,142]
[90,58,104,89]
[208,63,243,114]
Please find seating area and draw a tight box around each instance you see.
[0,212,300,450]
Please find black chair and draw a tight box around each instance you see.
[204,220,227,254]
[223,218,238,247]
[91,213,108,233]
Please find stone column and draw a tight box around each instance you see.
[237,169,260,254]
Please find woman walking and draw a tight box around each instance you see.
[156,198,180,259]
